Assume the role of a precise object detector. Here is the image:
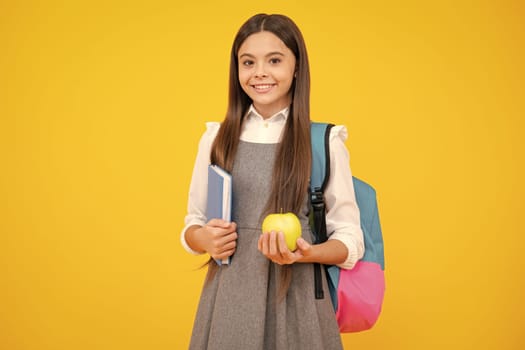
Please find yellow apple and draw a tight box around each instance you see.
[261,212,302,251]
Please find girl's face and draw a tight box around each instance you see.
[238,31,296,119]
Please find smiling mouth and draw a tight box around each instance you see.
[251,84,276,92]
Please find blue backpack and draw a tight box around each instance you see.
[310,122,386,333]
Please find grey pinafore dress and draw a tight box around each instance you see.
[189,141,343,350]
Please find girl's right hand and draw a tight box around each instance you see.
[198,219,238,261]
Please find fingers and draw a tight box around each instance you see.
[210,231,237,250]
[257,233,264,252]
[206,218,228,227]
[203,221,238,259]
[207,218,236,230]
[258,231,269,256]
[258,231,300,265]
[209,233,237,260]
[204,220,237,241]
[211,240,236,260]
[277,232,290,254]
[269,231,279,256]
[258,231,277,256]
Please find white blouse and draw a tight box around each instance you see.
[181,105,364,269]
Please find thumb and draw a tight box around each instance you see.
[296,238,311,252]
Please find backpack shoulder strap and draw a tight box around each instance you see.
[310,122,334,300]
[310,122,334,193]
[310,122,334,245]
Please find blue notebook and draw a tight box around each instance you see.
[206,164,232,265]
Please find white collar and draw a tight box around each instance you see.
[246,104,290,122]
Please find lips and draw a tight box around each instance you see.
[251,83,276,92]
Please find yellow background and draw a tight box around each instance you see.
[1,0,524,349]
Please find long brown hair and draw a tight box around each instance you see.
[211,13,312,216]
[207,14,312,297]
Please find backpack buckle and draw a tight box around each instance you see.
[310,187,325,209]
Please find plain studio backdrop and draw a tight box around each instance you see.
[1,1,523,349]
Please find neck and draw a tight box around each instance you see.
[253,96,292,119]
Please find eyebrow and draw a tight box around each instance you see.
[239,51,285,58]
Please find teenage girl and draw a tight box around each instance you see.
[181,13,364,350]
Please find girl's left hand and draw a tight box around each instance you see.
[257,231,312,265]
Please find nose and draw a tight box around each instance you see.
[255,70,268,78]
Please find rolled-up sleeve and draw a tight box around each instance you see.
[180,122,220,255]
[324,125,365,269]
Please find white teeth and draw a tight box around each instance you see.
[254,84,273,90]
